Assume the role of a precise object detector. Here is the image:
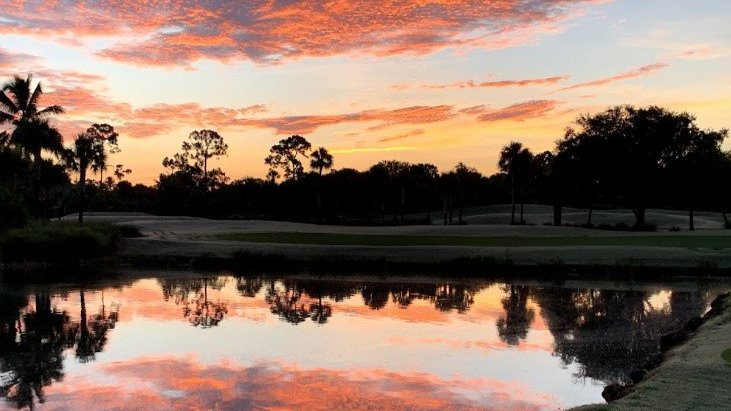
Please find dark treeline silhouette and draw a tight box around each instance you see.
[1,74,729,229]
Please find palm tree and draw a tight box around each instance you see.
[309,147,334,175]
[64,132,101,224]
[8,118,64,163]
[498,141,533,224]
[0,75,64,163]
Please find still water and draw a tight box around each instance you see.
[0,272,727,410]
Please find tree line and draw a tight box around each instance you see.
[1,74,729,229]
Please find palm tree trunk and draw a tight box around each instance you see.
[553,203,562,226]
[689,206,695,231]
[587,205,593,227]
[510,175,516,225]
[633,207,646,229]
[519,187,524,224]
[78,167,86,224]
[426,198,431,224]
[448,195,453,225]
[458,193,463,224]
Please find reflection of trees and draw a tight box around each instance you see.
[266,280,309,324]
[496,285,535,346]
[361,283,391,310]
[308,297,332,324]
[534,288,708,384]
[235,276,264,298]
[390,283,437,308]
[0,292,72,410]
[433,283,475,313]
[74,289,119,363]
[359,282,479,313]
[159,278,228,328]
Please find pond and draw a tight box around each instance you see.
[0,272,728,410]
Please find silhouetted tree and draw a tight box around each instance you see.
[562,106,727,228]
[265,135,312,181]
[163,129,228,190]
[310,147,334,175]
[63,124,117,223]
[87,124,119,187]
[113,164,132,182]
[0,75,64,165]
[499,142,533,224]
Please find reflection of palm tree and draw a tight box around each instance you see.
[75,288,118,363]
[308,296,332,324]
[496,285,535,346]
[0,292,70,410]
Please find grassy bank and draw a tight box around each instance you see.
[0,222,139,265]
[216,232,731,249]
[574,294,731,410]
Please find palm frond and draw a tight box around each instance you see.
[14,75,32,111]
[36,105,65,117]
[0,90,18,115]
[28,82,43,113]
[0,111,14,124]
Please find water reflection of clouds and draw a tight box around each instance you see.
[44,357,561,410]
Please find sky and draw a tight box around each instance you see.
[0,0,729,184]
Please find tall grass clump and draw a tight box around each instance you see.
[0,222,126,264]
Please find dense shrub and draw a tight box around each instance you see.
[0,222,122,264]
[0,186,28,232]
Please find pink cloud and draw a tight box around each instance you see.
[553,62,669,92]
[394,75,569,91]
[43,357,561,410]
[0,1,607,67]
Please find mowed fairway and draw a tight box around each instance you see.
[216,232,731,249]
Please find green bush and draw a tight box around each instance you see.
[0,186,28,232]
[0,222,122,264]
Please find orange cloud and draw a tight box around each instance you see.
[239,105,455,135]
[44,357,561,410]
[553,62,669,92]
[476,100,561,122]
[379,129,425,143]
[394,75,569,90]
[0,1,607,67]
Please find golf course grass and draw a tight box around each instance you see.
[216,232,731,249]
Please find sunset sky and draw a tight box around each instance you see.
[1,0,729,184]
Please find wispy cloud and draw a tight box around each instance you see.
[552,62,669,93]
[473,100,561,122]
[379,129,425,143]
[393,76,569,91]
